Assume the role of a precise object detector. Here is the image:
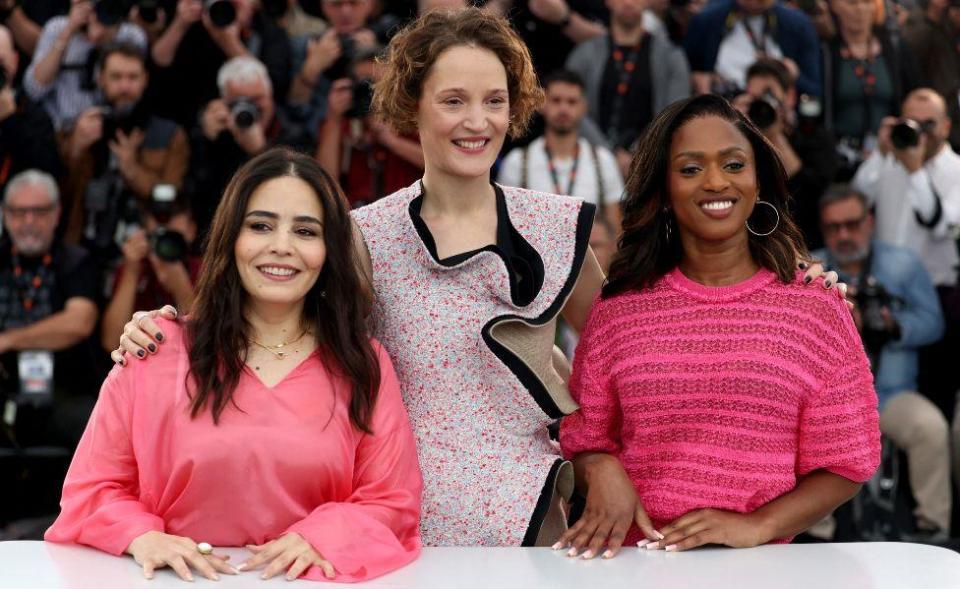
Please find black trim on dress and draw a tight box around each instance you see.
[521,458,565,546]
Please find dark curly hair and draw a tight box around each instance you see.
[372,7,543,138]
[604,94,807,297]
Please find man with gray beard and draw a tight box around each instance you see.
[813,186,950,540]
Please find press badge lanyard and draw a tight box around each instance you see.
[605,36,646,147]
[544,142,580,196]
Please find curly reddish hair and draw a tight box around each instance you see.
[372,8,543,138]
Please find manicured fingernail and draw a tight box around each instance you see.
[118,358,125,366]
[798,261,808,269]
[654,530,665,540]
[804,275,812,284]
[645,542,660,550]
[147,343,157,353]
[155,332,164,342]
[137,349,145,358]
[602,550,614,559]
[567,547,578,557]
[211,574,219,581]
[825,280,833,287]
[665,544,677,552]
[637,539,651,547]
[581,550,594,559]
[551,542,563,550]
[236,563,247,571]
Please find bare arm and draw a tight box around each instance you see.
[5,6,41,55]
[560,246,605,333]
[380,133,424,170]
[316,115,343,180]
[0,297,97,353]
[29,25,74,89]
[101,266,141,352]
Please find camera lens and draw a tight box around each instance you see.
[138,0,159,23]
[890,120,921,150]
[151,228,188,263]
[230,99,260,129]
[206,0,236,28]
[748,99,777,129]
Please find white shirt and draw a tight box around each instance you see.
[852,146,960,286]
[497,137,624,207]
[715,16,783,91]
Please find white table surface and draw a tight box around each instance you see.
[3,540,959,588]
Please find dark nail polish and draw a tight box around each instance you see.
[804,276,812,284]
[825,280,833,288]
[798,261,808,269]
[137,349,145,358]
[155,333,164,342]
[148,343,157,353]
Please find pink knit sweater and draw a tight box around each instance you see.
[560,268,881,545]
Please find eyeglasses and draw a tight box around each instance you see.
[4,204,57,220]
[821,214,867,236]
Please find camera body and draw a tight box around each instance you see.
[206,0,236,28]
[347,77,374,119]
[147,184,188,262]
[136,0,159,23]
[890,119,936,150]
[747,90,782,129]
[856,275,897,356]
[228,98,260,129]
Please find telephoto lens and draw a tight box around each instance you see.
[229,98,260,129]
[890,120,922,150]
[747,91,781,129]
[205,0,236,28]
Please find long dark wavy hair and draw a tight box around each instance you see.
[604,94,807,298]
[187,148,380,432]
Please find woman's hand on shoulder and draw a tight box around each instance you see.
[239,532,336,581]
[554,454,662,560]
[799,261,850,302]
[126,530,237,581]
[110,305,179,366]
[650,508,771,552]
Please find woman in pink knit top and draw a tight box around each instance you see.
[45,150,422,582]
[557,95,881,559]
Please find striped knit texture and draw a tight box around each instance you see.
[560,267,881,544]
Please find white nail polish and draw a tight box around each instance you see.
[665,545,677,552]
[567,547,578,557]
[637,539,651,547]
[645,542,660,550]
[602,550,614,559]
[654,530,665,540]
[236,563,247,571]
[581,550,594,559]
[551,542,563,550]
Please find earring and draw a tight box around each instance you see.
[663,208,673,242]
[746,199,780,237]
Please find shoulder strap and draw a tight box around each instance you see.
[520,144,530,189]
[590,143,605,212]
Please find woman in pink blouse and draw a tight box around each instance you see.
[45,149,422,582]
[557,95,881,559]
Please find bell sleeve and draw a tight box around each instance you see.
[44,364,165,554]
[285,345,422,583]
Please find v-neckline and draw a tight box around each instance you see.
[242,347,321,390]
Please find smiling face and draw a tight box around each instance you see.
[416,44,510,184]
[234,176,326,313]
[667,115,758,246]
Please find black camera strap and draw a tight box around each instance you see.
[604,35,647,148]
[840,36,879,144]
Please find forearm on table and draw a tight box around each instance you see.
[749,470,861,542]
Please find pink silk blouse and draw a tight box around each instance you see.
[45,318,422,582]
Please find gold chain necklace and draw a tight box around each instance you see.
[250,329,308,360]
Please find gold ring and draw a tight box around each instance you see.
[197,542,213,555]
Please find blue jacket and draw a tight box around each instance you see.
[814,240,944,408]
[684,0,822,97]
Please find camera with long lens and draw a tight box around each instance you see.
[93,0,129,26]
[747,91,781,129]
[324,34,357,81]
[228,97,260,129]
[855,275,897,357]
[206,0,236,28]
[148,185,188,262]
[890,119,936,150]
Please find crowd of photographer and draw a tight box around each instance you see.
[0,0,957,542]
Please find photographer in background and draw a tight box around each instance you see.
[732,58,836,249]
[23,0,145,131]
[59,42,188,262]
[316,47,422,207]
[0,24,60,197]
[187,55,312,234]
[100,187,199,353]
[851,88,960,289]
[0,0,70,58]
[149,0,292,128]
[813,186,950,540]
